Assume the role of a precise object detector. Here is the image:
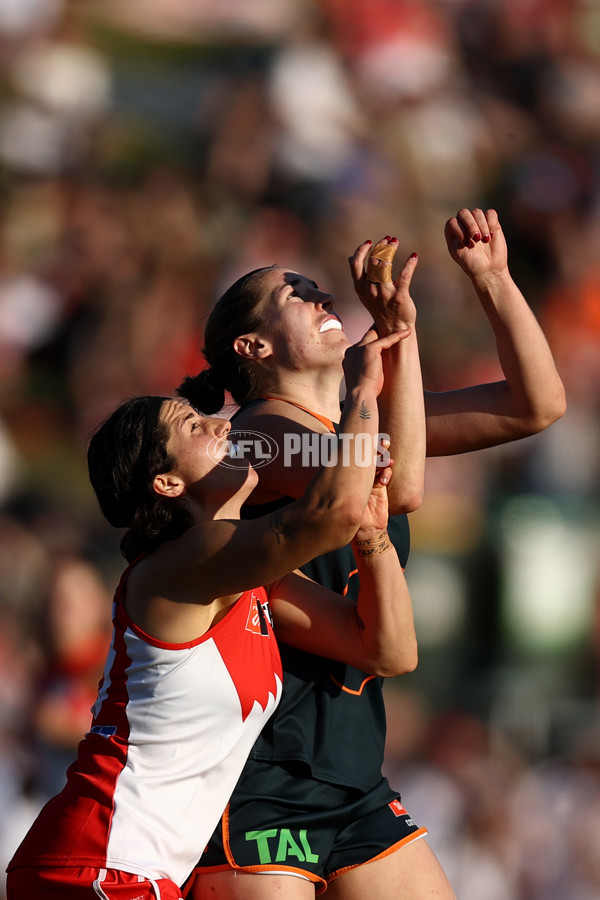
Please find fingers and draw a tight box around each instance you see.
[445,207,499,248]
[366,237,398,283]
[357,327,410,349]
[374,464,393,487]
[377,329,411,349]
[357,326,381,346]
[348,239,373,284]
[393,252,418,290]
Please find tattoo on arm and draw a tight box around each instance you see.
[353,530,391,557]
[359,401,371,420]
[269,509,296,544]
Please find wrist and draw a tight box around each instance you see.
[372,315,416,336]
[352,529,391,557]
[345,383,380,408]
[470,267,514,296]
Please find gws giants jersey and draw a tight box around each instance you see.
[9,567,282,887]
[235,398,410,791]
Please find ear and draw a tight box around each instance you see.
[153,472,186,499]
[233,334,273,361]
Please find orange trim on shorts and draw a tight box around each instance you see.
[191,804,328,892]
[325,827,428,889]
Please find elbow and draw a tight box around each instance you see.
[387,470,425,516]
[309,497,364,550]
[388,486,424,516]
[329,496,366,538]
[528,386,567,436]
[371,645,419,678]
[508,379,567,441]
[401,647,419,675]
[545,384,567,427]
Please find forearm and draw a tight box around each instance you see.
[378,331,426,514]
[425,269,567,457]
[352,530,418,677]
[348,244,424,511]
[292,383,381,537]
[471,269,566,427]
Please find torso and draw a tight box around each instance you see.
[232,397,411,791]
[8,565,283,886]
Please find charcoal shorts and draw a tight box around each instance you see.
[188,759,426,894]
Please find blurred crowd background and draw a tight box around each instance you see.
[0,0,599,897]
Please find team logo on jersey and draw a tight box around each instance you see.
[245,593,273,636]
[218,591,281,720]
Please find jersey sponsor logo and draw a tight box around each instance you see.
[389,798,416,826]
[389,799,407,817]
[245,828,319,865]
[245,594,273,636]
[261,599,274,628]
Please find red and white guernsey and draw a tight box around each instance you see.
[9,565,283,887]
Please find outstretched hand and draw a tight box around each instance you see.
[444,207,508,280]
[349,237,418,335]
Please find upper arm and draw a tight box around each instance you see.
[155,487,360,604]
[424,383,527,456]
[268,571,372,671]
[154,519,312,601]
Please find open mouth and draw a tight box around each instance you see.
[319,317,343,333]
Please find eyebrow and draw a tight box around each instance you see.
[286,275,319,290]
[180,409,197,429]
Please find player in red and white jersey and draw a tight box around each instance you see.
[10,581,281,891]
[7,325,420,900]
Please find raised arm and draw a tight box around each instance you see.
[268,464,417,677]
[424,207,566,456]
[164,329,409,602]
[349,238,426,515]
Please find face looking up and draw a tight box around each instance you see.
[235,267,349,372]
[155,400,257,505]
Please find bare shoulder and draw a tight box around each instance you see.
[130,519,239,600]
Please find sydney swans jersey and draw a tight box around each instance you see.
[9,572,282,887]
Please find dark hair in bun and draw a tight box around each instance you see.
[178,267,273,413]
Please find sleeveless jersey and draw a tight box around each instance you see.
[8,566,283,887]
[234,398,410,791]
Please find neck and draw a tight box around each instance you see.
[261,366,343,423]
[188,467,258,523]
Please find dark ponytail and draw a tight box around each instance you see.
[178,267,273,414]
[178,367,225,418]
[87,396,194,563]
